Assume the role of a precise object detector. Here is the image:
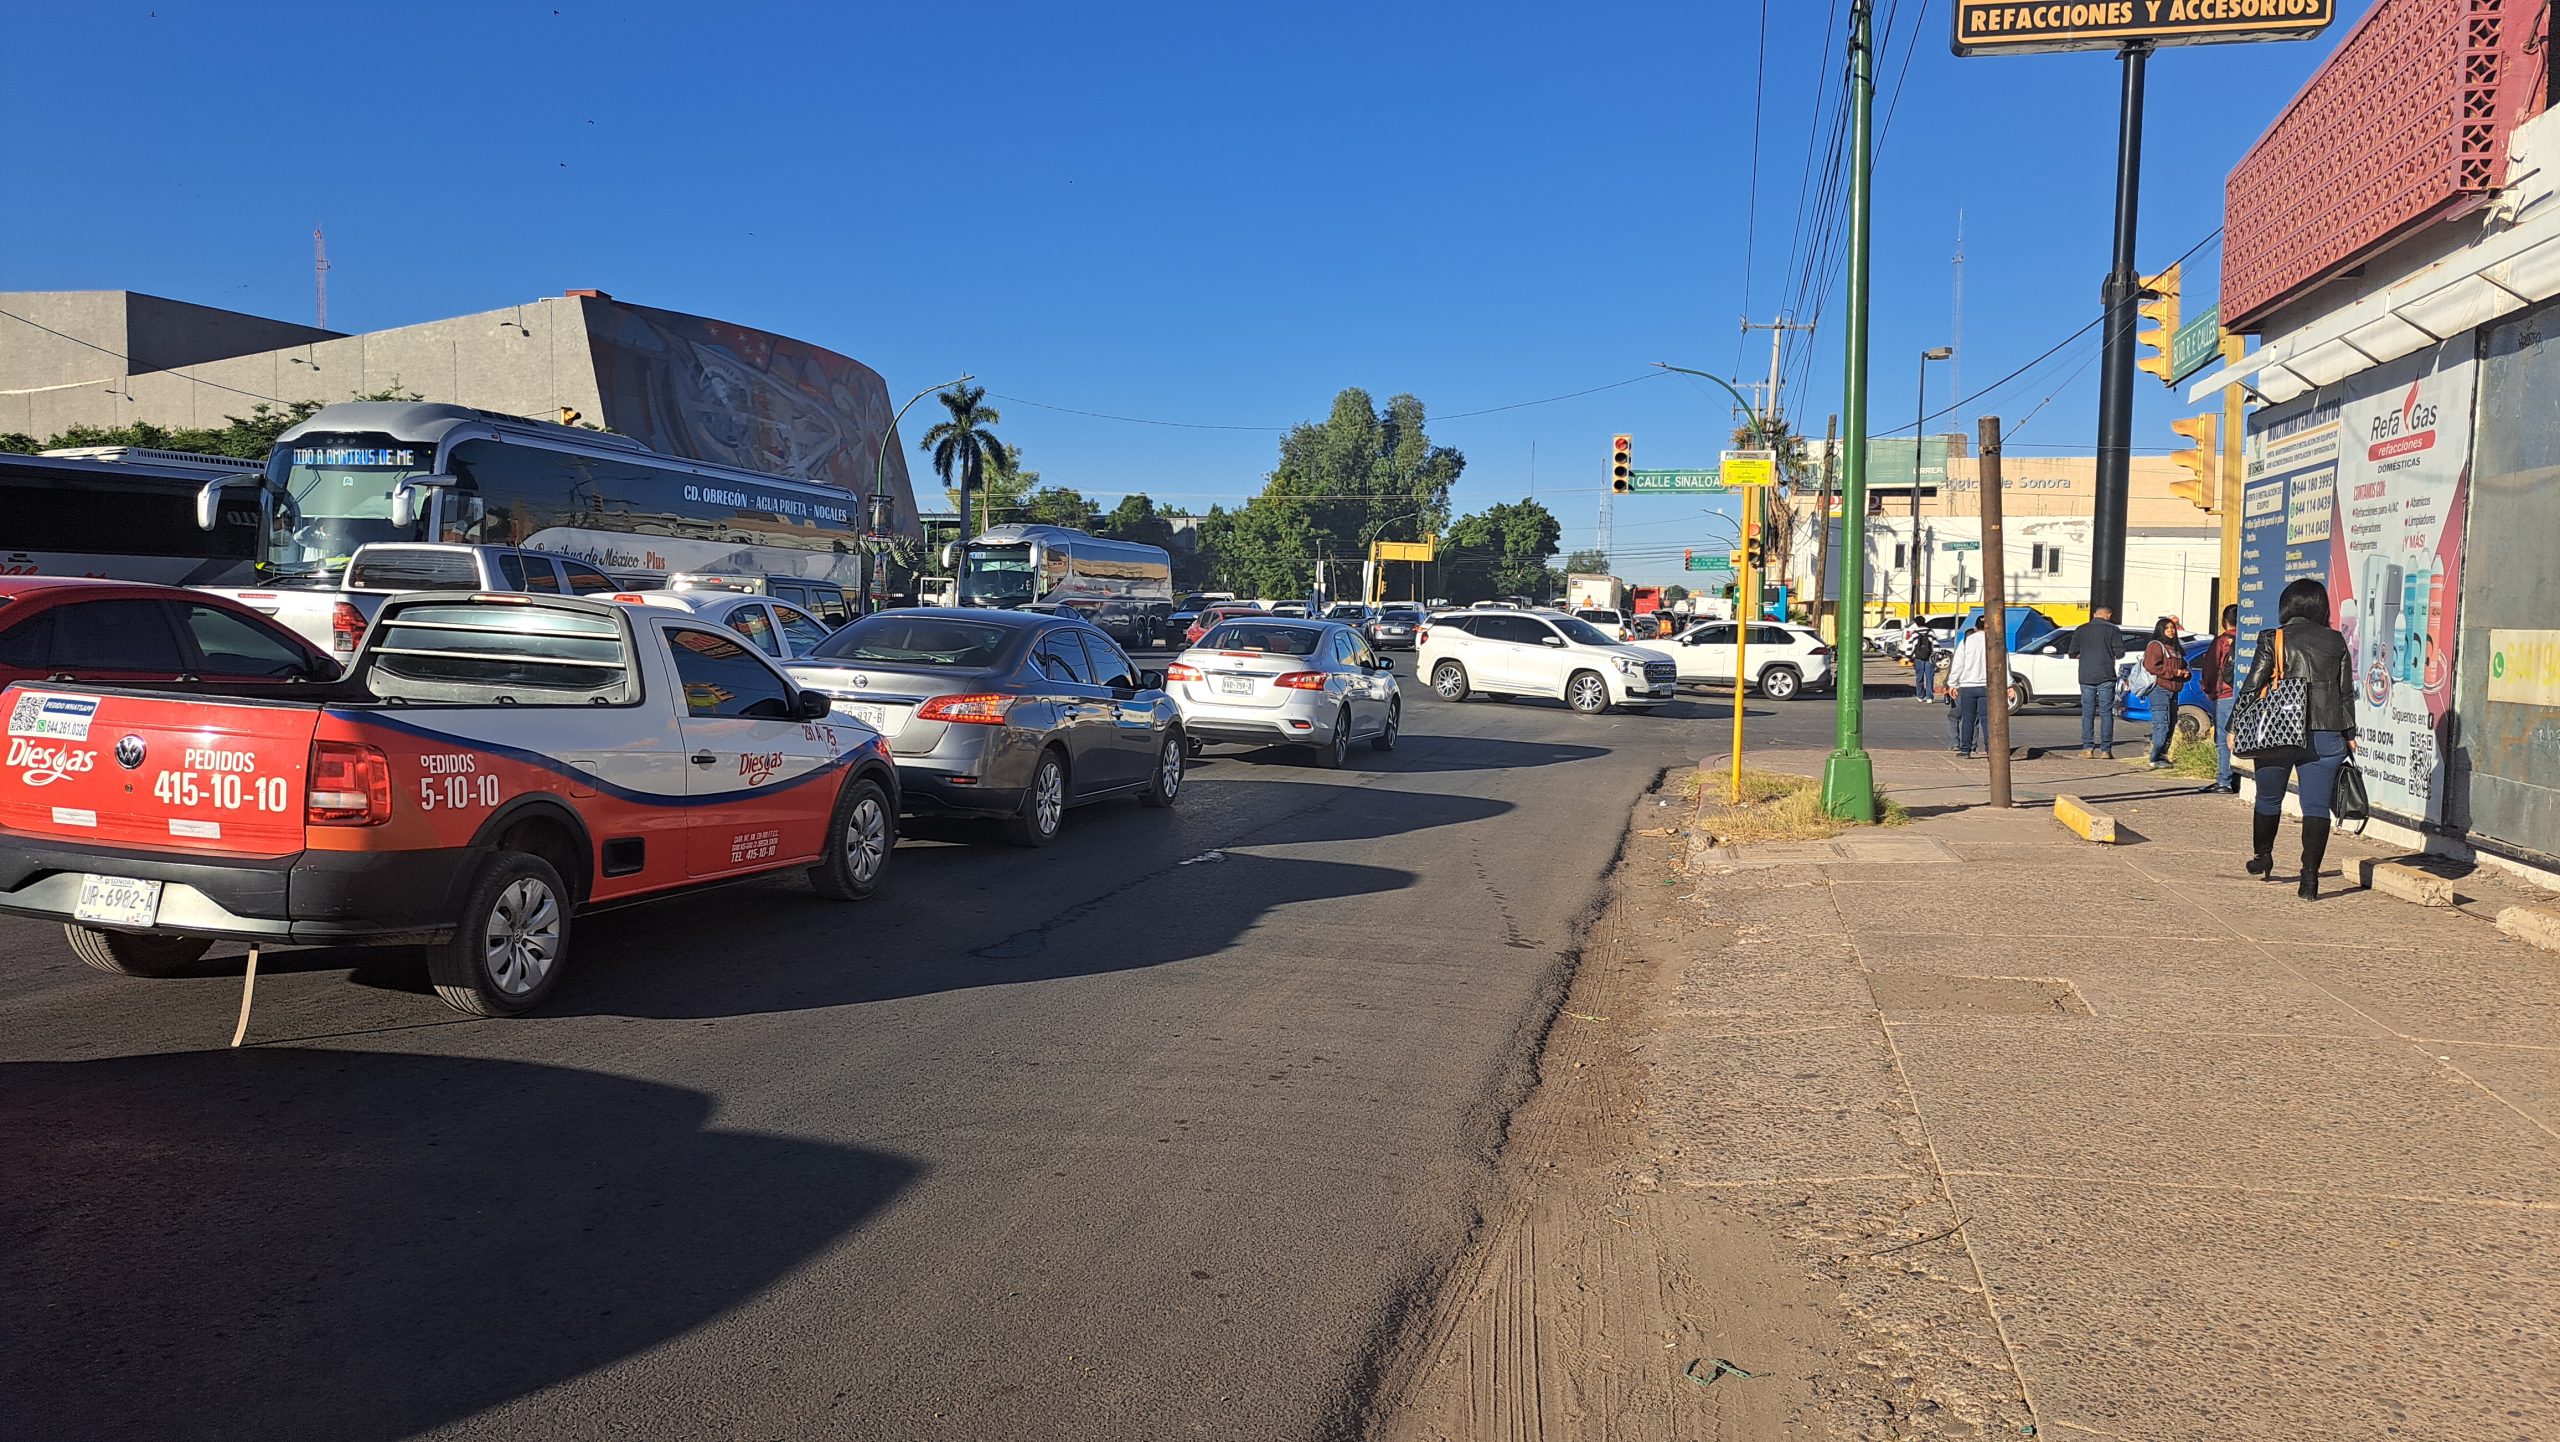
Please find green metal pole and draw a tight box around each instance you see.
[1821,0,1879,822]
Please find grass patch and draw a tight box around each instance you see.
[2166,732,2219,779]
[1693,767,1912,846]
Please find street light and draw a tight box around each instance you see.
[863,373,974,617]
[1909,347,1953,628]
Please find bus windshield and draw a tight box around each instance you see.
[260,437,438,576]
[960,543,1038,605]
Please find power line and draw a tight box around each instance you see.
[989,371,1668,436]
[0,305,299,408]
[1736,0,1771,375]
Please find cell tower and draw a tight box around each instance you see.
[314,227,330,330]
[1951,209,1965,403]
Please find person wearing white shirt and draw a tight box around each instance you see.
[1942,616,1991,758]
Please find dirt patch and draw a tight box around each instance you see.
[1368,791,1867,1441]
[1866,974,2093,1017]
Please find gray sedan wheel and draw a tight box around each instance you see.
[1309,708,1353,768]
[1370,700,1400,752]
[1004,750,1068,848]
[1142,732,1184,807]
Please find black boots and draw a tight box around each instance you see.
[2247,812,2280,879]
[2298,818,2332,900]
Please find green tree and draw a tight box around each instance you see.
[1662,583,1691,604]
[1021,484,1097,529]
[920,385,1004,535]
[1559,548,1611,576]
[1184,386,1466,600]
[5,384,424,462]
[1439,499,1561,603]
[956,442,1037,524]
[1096,493,1176,551]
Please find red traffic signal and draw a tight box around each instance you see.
[1611,433,1633,493]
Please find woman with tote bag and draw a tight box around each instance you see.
[2235,578,2358,898]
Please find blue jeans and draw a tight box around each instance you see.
[2079,682,2117,751]
[2148,686,2180,763]
[2253,730,2350,820]
[2213,695,2236,786]
[1913,655,1935,699]
[1952,687,1987,756]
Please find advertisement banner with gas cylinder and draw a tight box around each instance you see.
[2237,343,2473,826]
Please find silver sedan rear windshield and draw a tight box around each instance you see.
[813,615,1017,667]
[1198,623,1324,656]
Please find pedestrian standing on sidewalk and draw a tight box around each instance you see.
[2142,616,2192,769]
[2069,605,2124,759]
[2243,578,2359,900]
[1910,626,1937,702]
[1945,615,1990,759]
[2204,605,2241,793]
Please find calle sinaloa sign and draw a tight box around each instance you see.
[1952,0,2333,56]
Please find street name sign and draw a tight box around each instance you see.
[1951,1,2334,57]
[1625,469,1727,493]
[2170,302,2223,385]
[1941,539,1982,552]
[1719,450,1777,488]
[1687,554,1734,573]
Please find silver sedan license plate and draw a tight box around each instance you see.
[75,875,163,928]
[1216,676,1254,695]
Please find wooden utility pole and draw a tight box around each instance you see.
[1979,415,2013,808]
[1813,413,1838,636]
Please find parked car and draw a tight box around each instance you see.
[1417,609,1676,715]
[668,572,852,626]
[1370,605,1425,651]
[1570,606,1630,641]
[0,576,340,695]
[1166,617,1399,766]
[1186,603,1265,646]
[1323,602,1378,639]
[1643,621,1834,700]
[0,592,898,1016]
[783,608,1183,847]
[604,589,837,661]
[202,542,620,660]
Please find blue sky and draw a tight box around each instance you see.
[0,1,2345,583]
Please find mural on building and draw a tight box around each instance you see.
[582,300,921,538]
[2241,342,2474,826]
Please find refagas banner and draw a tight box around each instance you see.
[1952,0,2334,56]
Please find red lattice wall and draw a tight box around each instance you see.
[2222,0,2546,330]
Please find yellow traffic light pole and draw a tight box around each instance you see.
[1649,363,1781,802]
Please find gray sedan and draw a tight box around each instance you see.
[1166,617,1400,767]
[783,608,1184,847]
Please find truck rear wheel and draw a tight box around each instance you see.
[428,852,571,1017]
[64,926,211,978]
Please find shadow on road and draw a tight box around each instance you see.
[0,1049,919,1442]
[1202,733,1606,774]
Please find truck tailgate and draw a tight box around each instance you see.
[3,686,319,858]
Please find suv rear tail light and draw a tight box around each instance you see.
[1164,662,1203,682]
[1272,671,1329,691]
[1415,626,1430,646]
[330,602,366,655]
[1811,645,1836,657]
[308,740,392,826]
[916,693,1014,725]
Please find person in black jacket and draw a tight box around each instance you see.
[2067,607,2124,758]
[2241,577,2359,899]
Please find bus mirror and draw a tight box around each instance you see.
[196,478,245,532]
[389,474,458,529]
[940,542,958,569]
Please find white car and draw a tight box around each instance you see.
[604,589,839,661]
[1165,617,1400,766]
[1646,621,1835,700]
[1570,606,1630,641]
[1418,609,1675,715]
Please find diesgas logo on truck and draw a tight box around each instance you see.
[7,737,97,786]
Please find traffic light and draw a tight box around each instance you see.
[1727,548,1744,570]
[2135,263,2181,386]
[1611,434,1633,493]
[1683,547,1693,567]
[2168,412,2218,511]
[1745,536,1765,569]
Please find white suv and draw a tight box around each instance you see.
[1419,609,1676,714]
[1644,621,1834,700]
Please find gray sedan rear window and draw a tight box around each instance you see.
[1199,623,1324,656]
[814,615,1015,667]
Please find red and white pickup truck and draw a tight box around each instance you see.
[0,592,899,1016]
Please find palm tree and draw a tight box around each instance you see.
[921,385,1004,536]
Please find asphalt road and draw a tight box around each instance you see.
[0,659,2107,1441]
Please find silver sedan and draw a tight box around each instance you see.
[1166,618,1400,767]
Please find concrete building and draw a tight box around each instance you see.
[0,288,921,533]
[1776,442,2225,626]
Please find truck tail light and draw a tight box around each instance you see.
[916,693,1014,725]
[330,602,366,655]
[1164,662,1203,683]
[308,740,392,826]
[1272,671,1329,691]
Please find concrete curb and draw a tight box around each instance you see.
[2053,794,2117,843]
[2494,904,2560,954]
[2352,858,2455,908]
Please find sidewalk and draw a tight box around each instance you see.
[1657,742,2559,1438]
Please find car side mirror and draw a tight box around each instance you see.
[796,688,835,721]
[1136,670,1166,691]
[1541,636,1565,647]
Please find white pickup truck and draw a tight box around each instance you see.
[202,543,622,661]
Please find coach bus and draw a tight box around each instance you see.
[192,401,873,589]
[956,523,1175,646]
[2,449,264,585]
